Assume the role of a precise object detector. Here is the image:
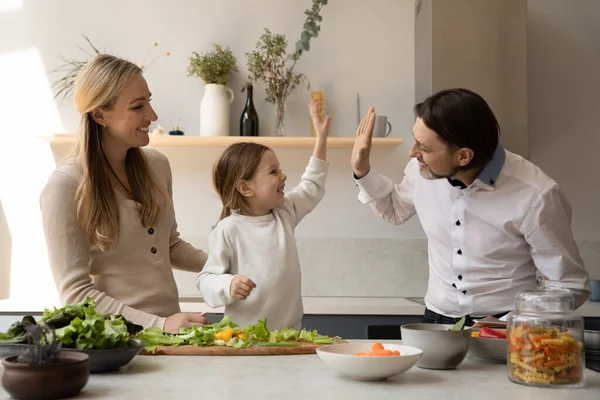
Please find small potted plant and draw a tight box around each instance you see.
[187,44,238,136]
[1,322,90,400]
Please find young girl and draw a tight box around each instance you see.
[196,101,331,330]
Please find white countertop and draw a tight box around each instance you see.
[2,340,597,400]
[180,296,600,317]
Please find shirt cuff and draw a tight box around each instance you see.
[222,275,236,302]
[354,170,384,203]
[308,156,330,172]
[158,316,168,329]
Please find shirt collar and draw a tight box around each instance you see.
[446,144,506,192]
[473,144,505,191]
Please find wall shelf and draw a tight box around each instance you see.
[46,134,403,148]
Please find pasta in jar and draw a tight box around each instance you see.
[508,323,584,386]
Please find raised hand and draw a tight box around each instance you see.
[309,99,330,161]
[351,106,376,178]
[309,99,331,139]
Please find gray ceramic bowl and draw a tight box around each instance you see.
[468,329,507,363]
[400,323,470,370]
[61,338,145,373]
[584,330,600,351]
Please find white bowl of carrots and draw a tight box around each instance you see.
[316,341,423,381]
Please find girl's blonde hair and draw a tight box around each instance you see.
[72,54,165,251]
[213,142,271,220]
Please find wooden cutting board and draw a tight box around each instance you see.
[140,341,343,356]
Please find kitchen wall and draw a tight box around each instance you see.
[527,0,600,251]
[0,0,427,312]
[0,0,598,314]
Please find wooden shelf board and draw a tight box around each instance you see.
[46,134,403,148]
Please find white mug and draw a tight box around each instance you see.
[373,115,392,137]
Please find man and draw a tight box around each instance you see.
[351,88,589,325]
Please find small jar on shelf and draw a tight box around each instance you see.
[506,288,585,388]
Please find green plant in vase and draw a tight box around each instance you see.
[187,44,238,85]
[245,0,328,136]
[188,44,239,136]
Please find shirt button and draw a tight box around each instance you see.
[151,247,157,254]
[457,249,462,255]
[462,290,467,295]
[452,283,457,288]
[458,275,463,280]
[148,227,155,235]
[455,220,461,226]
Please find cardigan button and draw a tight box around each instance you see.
[151,247,157,254]
[148,227,155,235]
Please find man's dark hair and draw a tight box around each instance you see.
[414,88,500,170]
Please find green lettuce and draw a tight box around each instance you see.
[135,315,343,352]
[51,305,129,349]
[244,317,270,341]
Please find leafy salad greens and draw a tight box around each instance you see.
[136,316,342,353]
[0,297,143,350]
[1,299,342,354]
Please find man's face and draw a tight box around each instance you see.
[408,117,464,179]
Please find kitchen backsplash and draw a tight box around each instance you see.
[173,238,600,300]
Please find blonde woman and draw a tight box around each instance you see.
[40,54,209,332]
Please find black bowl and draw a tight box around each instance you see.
[60,338,146,373]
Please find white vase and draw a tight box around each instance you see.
[200,83,234,136]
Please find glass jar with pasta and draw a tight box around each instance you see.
[506,289,585,388]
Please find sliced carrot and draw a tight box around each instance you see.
[352,343,401,356]
[372,342,384,351]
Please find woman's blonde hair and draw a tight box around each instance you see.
[72,54,165,251]
[213,142,270,220]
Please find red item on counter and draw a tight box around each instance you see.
[479,327,507,339]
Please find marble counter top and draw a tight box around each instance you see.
[2,341,597,400]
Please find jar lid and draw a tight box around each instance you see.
[514,288,575,313]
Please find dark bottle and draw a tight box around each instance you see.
[240,83,259,136]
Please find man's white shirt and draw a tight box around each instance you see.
[355,145,589,317]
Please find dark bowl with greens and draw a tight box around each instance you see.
[0,297,145,373]
[60,338,146,373]
[0,316,36,361]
